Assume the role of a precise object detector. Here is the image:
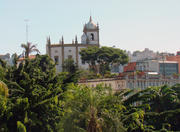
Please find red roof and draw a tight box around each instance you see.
[124,62,136,72]
[18,55,36,61]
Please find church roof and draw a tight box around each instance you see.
[84,16,97,30]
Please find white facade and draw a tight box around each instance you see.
[129,48,158,62]
[46,17,100,72]
[136,60,159,72]
[126,73,180,90]
[136,60,179,76]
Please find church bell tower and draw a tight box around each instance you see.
[81,16,99,46]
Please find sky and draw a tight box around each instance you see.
[1,0,180,55]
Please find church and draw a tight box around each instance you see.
[46,16,100,72]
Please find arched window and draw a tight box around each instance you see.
[54,56,59,65]
[90,33,94,40]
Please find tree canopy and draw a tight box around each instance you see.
[62,58,78,73]
[0,81,9,97]
[21,42,40,58]
[0,53,180,131]
[0,55,66,131]
[79,46,128,75]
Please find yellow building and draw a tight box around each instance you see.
[78,78,126,91]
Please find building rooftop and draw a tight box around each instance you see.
[18,55,36,61]
[158,61,178,63]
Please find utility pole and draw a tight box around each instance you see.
[24,19,29,44]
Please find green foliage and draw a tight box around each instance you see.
[75,69,118,80]
[0,55,65,132]
[97,46,128,75]
[0,95,7,119]
[17,121,26,132]
[80,46,128,76]
[21,42,40,58]
[1,50,180,131]
[0,81,9,97]
[0,59,8,81]
[62,58,78,73]
[80,46,99,66]
[61,84,126,132]
[97,47,128,74]
[171,83,180,100]
[124,85,180,131]
[79,46,99,73]
[79,69,103,80]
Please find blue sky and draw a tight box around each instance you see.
[1,0,180,55]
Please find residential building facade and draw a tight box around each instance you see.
[0,53,10,61]
[126,72,180,90]
[129,48,158,62]
[124,60,179,76]
[79,73,180,91]
[78,78,127,91]
[159,61,179,76]
[166,52,180,74]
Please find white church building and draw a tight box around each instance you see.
[46,16,100,72]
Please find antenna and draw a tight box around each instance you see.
[24,19,29,44]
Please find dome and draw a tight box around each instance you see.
[85,16,97,30]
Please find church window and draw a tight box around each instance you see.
[54,56,59,65]
[90,33,94,40]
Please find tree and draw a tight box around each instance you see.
[0,95,8,131]
[61,84,126,132]
[172,84,180,100]
[0,81,9,97]
[123,85,180,131]
[0,81,10,132]
[80,46,128,76]
[143,86,180,131]
[1,52,180,131]
[17,121,27,132]
[62,58,78,73]
[21,42,40,58]
[0,55,64,132]
[141,86,178,113]
[97,47,128,75]
[79,46,99,73]
[0,64,6,81]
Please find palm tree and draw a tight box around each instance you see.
[122,86,180,131]
[124,85,178,112]
[61,84,126,132]
[21,42,40,58]
[143,85,178,112]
